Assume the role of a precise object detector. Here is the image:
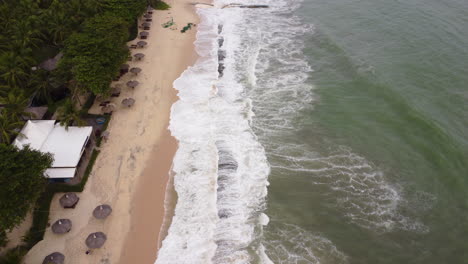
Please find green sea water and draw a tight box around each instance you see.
[255,0,468,263]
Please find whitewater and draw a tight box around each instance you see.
[156,3,272,263]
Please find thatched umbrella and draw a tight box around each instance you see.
[110,86,121,97]
[100,131,110,140]
[93,204,112,219]
[134,53,145,60]
[126,80,139,88]
[120,64,129,74]
[59,193,79,208]
[101,104,114,114]
[144,13,152,18]
[122,98,136,107]
[51,219,72,234]
[139,31,149,39]
[141,22,151,27]
[85,232,107,249]
[137,40,147,48]
[42,252,65,264]
[130,67,141,75]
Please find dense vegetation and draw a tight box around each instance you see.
[0,144,53,247]
[0,0,149,144]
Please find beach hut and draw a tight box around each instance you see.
[137,40,147,48]
[85,232,107,249]
[126,80,139,89]
[42,252,65,264]
[130,67,142,75]
[59,193,79,208]
[140,31,149,39]
[93,204,113,219]
[134,53,145,60]
[122,98,136,108]
[51,219,72,234]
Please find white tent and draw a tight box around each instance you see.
[13,120,93,179]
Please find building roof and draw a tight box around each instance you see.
[13,120,92,178]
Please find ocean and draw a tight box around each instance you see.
[157,0,468,263]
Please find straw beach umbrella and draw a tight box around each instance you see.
[122,98,136,107]
[144,13,152,18]
[85,232,107,249]
[51,219,72,234]
[42,252,65,264]
[130,67,141,75]
[139,31,149,39]
[120,64,129,74]
[126,80,139,88]
[93,204,112,219]
[134,53,145,60]
[137,40,147,48]
[59,193,79,208]
[101,104,114,114]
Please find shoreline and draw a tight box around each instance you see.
[117,0,201,263]
[22,1,201,263]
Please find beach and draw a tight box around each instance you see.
[22,0,200,263]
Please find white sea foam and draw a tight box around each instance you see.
[157,5,272,264]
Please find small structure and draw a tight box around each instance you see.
[141,22,151,30]
[122,98,135,108]
[42,252,65,264]
[24,106,48,120]
[51,219,72,234]
[139,31,149,39]
[137,40,147,48]
[85,232,107,249]
[126,80,139,89]
[13,120,93,179]
[130,67,141,75]
[134,53,145,60]
[93,204,112,219]
[39,52,63,72]
[144,13,152,18]
[59,193,79,208]
[120,64,129,75]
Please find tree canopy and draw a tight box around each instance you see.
[0,144,53,245]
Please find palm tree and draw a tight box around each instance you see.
[0,90,33,121]
[56,98,86,129]
[0,51,34,88]
[28,70,56,104]
[0,110,24,144]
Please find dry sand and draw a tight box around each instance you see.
[22,1,201,263]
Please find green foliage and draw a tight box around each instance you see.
[0,144,53,246]
[60,13,131,95]
[0,111,24,144]
[0,246,27,264]
[56,98,86,128]
[152,0,171,10]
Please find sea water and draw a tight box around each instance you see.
[158,0,468,262]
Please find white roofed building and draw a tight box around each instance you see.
[13,120,93,179]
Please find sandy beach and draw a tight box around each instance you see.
[22,0,200,263]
